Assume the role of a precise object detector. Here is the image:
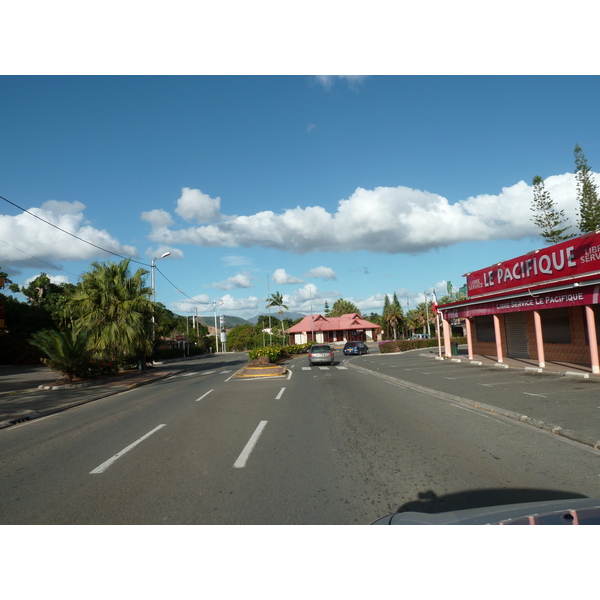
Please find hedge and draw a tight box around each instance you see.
[379,337,467,353]
[247,343,313,363]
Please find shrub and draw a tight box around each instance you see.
[379,337,466,353]
[247,346,285,363]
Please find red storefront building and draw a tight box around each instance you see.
[438,232,600,374]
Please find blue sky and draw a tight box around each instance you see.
[2,75,600,321]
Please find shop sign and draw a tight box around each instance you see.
[466,232,600,295]
[444,285,600,319]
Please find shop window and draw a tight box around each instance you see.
[541,308,572,344]
[475,315,495,342]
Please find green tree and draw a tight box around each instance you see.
[530,175,574,243]
[29,328,93,382]
[69,258,155,368]
[386,293,404,340]
[329,298,360,317]
[381,294,391,338]
[9,272,76,328]
[226,324,260,351]
[266,291,289,344]
[575,143,600,233]
[324,300,330,316]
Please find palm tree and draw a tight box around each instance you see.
[69,259,155,369]
[29,328,93,382]
[266,291,289,344]
[386,293,404,340]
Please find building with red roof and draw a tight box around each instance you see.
[286,313,381,345]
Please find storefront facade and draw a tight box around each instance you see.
[438,232,600,373]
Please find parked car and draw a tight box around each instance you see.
[343,341,369,355]
[410,334,431,340]
[308,344,335,365]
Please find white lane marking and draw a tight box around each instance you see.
[336,366,348,370]
[523,392,547,398]
[234,421,268,468]
[302,367,311,370]
[183,372,199,377]
[276,387,286,400]
[90,424,166,474]
[318,366,330,370]
[196,389,214,402]
[287,370,293,380]
[202,371,216,375]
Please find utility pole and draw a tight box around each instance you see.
[267,274,272,346]
[424,291,431,337]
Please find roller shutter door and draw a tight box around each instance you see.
[504,312,529,358]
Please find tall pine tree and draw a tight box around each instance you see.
[530,175,574,243]
[575,143,600,233]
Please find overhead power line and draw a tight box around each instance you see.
[0,194,151,267]
[0,193,208,308]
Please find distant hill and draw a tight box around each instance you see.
[247,311,306,324]
[196,315,250,328]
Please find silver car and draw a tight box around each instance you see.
[308,344,335,365]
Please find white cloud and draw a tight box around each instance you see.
[315,76,367,90]
[222,254,252,267]
[24,273,71,285]
[143,175,581,255]
[0,200,138,268]
[308,266,337,280]
[211,272,254,290]
[175,188,222,223]
[141,209,174,228]
[170,293,212,314]
[145,246,184,260]
[272,268,305,284]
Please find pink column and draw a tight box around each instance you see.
[464,318,473,360]
[585,305,600,375]
[533,310,545,368]
[493,314,503,363]
[443,318,452,357]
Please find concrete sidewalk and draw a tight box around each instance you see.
[0,363,184,429]
[354,346,600,450]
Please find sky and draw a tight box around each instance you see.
[2,75,600,322]
[2,6,600,324]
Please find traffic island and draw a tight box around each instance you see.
[237,356,287,378]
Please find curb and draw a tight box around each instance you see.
[236,366,287,378]
[347,362,600,451]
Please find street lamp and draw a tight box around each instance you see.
[151,252,171,302]
[213,299,224,353]
[151,252,171,351]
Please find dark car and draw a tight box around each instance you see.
[343,341,369,355]
[308,344,335,365]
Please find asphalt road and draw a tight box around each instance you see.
[1,349,600,524]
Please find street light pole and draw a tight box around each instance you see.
[151,252,171,348]
[151,252,171,302]
[213,299,224,353]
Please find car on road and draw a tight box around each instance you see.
[308,344,335,365]
[343,341,369,355]
[410,333,431,340]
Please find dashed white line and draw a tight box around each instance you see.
[234,421,268,468]
[276,387,286,400]
[90,424,166,474]
[196,389,214,402]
